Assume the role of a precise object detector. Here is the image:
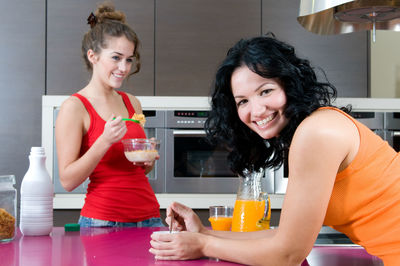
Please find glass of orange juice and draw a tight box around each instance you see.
[208,206,233,231]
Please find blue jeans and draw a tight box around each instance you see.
[78,216,165,228]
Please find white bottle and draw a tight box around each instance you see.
[20,147,53,236]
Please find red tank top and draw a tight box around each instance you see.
[73,91,160,222]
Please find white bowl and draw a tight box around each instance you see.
[152,230,180,235]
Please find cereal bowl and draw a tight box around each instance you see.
[121,138,160,163]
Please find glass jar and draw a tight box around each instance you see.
[0,175,17,242]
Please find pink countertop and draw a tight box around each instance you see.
[0,227,383,266]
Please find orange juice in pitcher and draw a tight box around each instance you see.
[231,169,271,232]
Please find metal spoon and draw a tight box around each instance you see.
[169,210,175,233]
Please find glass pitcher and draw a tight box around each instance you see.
[231,169,271,232]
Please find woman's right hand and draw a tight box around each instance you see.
[166,202,207,233]
[101,115,127,146]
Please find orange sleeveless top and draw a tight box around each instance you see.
[321,107,400,264]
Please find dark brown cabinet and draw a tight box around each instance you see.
[0,0,45,191]
[262,0,368,97]
[45,0,368,97]
[46,0,154,96]
[155,0,262,96]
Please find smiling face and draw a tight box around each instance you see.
[89,35,135,89]
[231,65,289,139]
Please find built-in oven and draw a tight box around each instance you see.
[164,110,275,194]
[141,110,166,193]
[52,109,166,194]
[384,112,400,152]
[351,111,385,139]
[274,111,385,194]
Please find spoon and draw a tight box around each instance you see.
[169,210,175,233]
[112,117,140,124]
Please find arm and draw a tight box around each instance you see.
[151,110,358,265]
[165,201,277,240]
[55,97,127,191]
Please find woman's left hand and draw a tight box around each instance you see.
[149,231,206,260]
[139,137,160,174]
[134,153,159,174]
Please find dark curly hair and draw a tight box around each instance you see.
[205,34,348,176]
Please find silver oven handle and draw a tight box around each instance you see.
[173,130,206,137]
[393,131,400,137]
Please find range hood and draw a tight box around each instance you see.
[297,0,400,40]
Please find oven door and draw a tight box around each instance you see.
[143,127,166,193]
[274,162,287,194]
[142,110,166,193]
[385,131,400,152]
[384,112,400,152]
[165,129,274,193]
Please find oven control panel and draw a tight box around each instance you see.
[166,110,209,128]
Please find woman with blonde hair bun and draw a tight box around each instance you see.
[55,1,163,228]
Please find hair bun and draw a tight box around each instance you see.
[95,2,126,24]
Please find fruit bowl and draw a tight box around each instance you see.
[121,138,160,163]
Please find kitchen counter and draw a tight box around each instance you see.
[53,193,285,209]
[1,227,383,265]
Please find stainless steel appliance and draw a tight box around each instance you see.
[351,111,385,138]
[384,112,400,152]
[297,0,400,42]
[274,111,385,194]
[52,109,166,193]
[164,110,275,194]
[141,110,167,193]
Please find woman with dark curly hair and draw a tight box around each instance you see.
[205,34,341,175]
[150,35,400,265]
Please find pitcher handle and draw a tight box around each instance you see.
[258,192,271,229]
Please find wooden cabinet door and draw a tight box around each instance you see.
[155,0,261,96]
[47,0,154,96]
[262,0,368,97]
[0,0,45,186]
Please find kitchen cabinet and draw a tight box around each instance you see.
[0,0,45,193]
[46,0,154,96]
[155,0,261,96]
[45,0,368,97]
[262,0,369,97]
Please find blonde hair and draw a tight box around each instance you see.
[82,1,141,76]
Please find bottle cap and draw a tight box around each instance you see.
[64,223,80,232]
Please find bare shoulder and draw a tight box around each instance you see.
[291,108,359,168]
[295,108,357,141]
[58,96,85,117]
[126,92,143,114]
[56,96,87,128]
